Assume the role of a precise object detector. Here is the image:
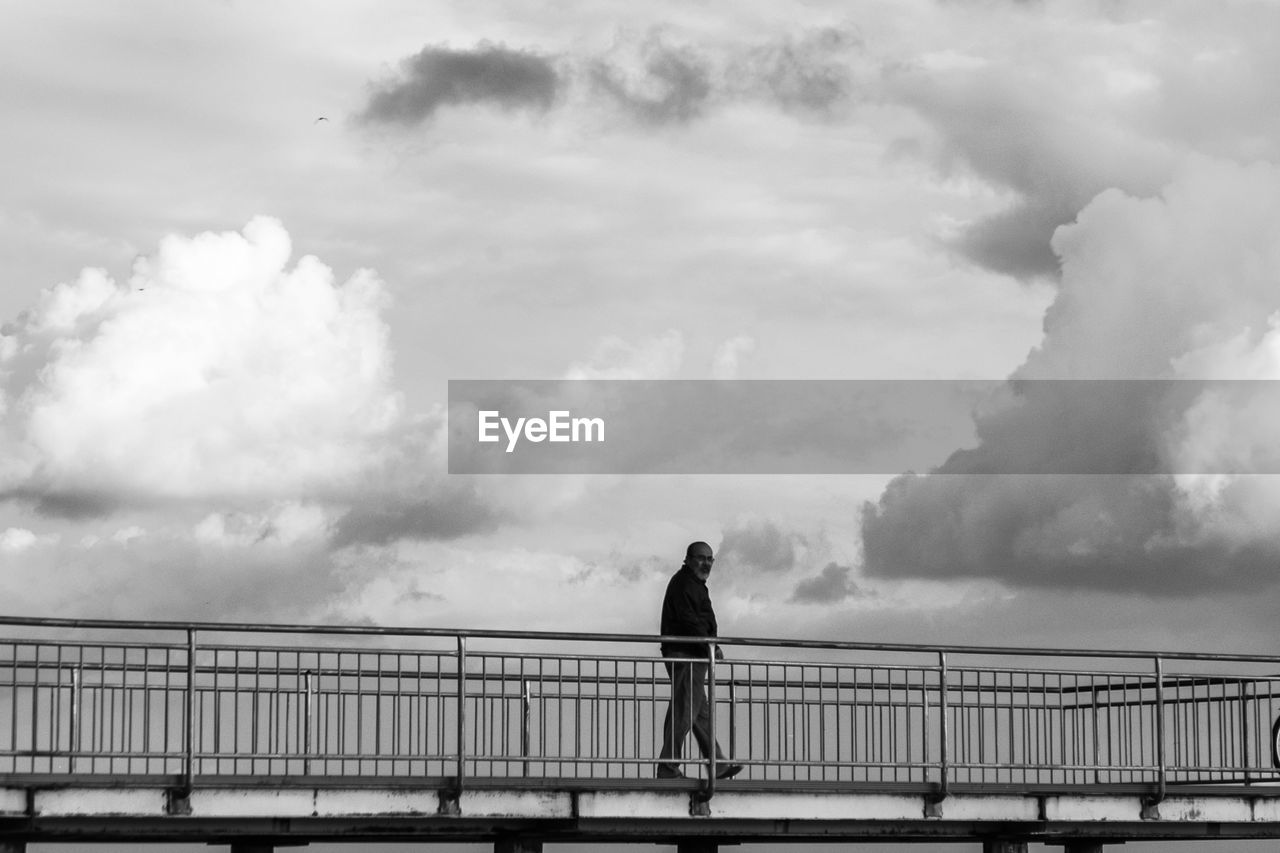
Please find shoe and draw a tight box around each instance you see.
[656,764,685,779]
[715,763,744,780]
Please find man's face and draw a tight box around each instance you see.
[685,545,714,581]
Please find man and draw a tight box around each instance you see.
[656,541,743,779]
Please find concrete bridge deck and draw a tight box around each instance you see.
[3,616,1280,852]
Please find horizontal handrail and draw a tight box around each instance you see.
[3,613,1280,664]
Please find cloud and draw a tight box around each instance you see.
[325,542,668,634]
[359,29,858,131]
[589,37,714,126]
[861,157,1280,595]
[711,335,755,379]
[0,527,37,552]
[889,60,1175,279]
[564,329,684,379]
[0,507,344,622]
[0,216,401,513]
[586,27,857,124]
[729,28,855,113]
[359,43,561,125]
[717,518,800,574]
[790,561,861,604]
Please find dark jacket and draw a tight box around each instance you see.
[660,565,718,658]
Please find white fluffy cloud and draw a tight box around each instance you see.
[0,217,401,510]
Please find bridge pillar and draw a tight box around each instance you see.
[676,842,718,853]
[495,838,542,853]
[1063,843,1107,853]
[983,841,1027,853]
[0,842,25,853]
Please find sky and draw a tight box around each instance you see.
[9,2,1280,852]
[6,0,1280,678]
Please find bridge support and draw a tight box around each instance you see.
[0,842,25,853]
[983,841,1027,853]
[1063,842,1109,853]
[676,842,719,853]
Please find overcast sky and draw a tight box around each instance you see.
[5,0,1280,666]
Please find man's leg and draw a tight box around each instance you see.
[658,660,694,774]
[686,661,726,761]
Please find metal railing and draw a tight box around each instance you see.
[2,615,1280,796]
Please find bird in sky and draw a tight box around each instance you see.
[314,116,328,123]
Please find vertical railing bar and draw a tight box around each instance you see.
[535,656,545,778]
[1057,671,1066,785]
[228,649,238,776]
[936,651,949,802]
[1003,666,1013,778]
[304,669,314,775]
[522,677,532,778]
[53,644,64,772]
[183,629,196,791]
[358,651,367,775]
[835,665,844,782]
[210,649,221,776]
[574,658,582,775]
[975,667,985,784]
[162,645,172,776]
[142,647,153,773]
[632,658,641,779]
[801,664,809,781]
[375,652,384,774]
[704,641,717,797]
[394,652,403,772]
[555,656,563,777]
[70,660,82,774]
[729,677,737,777]
[1153,656,1166,802]
[613,656,621,779]
[456,635,467,792]
[500,655,510,776]
[7,642,17,773]
[253,650,263,775]
[1242,678,1253,781]
[269,650,279,774]
[30,644,41,774]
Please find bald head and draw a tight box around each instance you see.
[683,541,714,580]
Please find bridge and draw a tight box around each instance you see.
[3,616,1280,853]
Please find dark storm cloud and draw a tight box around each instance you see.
[856,381,1280,595]
[791,561,861,603]
[589,43,713,126]
[861,473,1280,595]
[859,161,1280,597]
[360,43,561,125]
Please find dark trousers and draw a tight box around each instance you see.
[658,658,726,767]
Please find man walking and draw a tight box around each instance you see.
[656,541,743,779]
